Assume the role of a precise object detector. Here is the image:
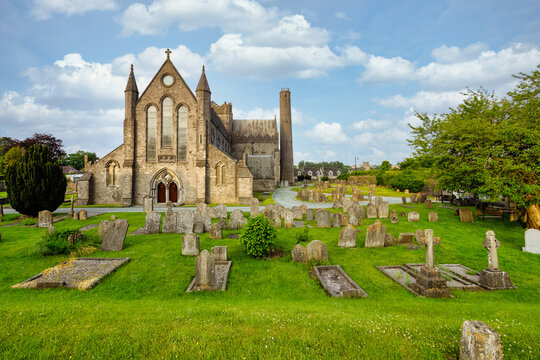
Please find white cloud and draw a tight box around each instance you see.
[375,90,467,113]
[247,15,330,47]
[431,42,489,64]
[334,12,348,20]
[324,150,337,159]
[304,121,349,144]
[352,119,390,132]
[358,55,415,84]
[31,0,116,19]
[295,151,311,162]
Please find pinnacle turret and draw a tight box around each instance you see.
[196,65,211,93]
[125,64,138,93]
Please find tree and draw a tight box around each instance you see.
[408,66,540,209]
[380,160,391,172]
[0,137,16,156]
[5,145,67,217]
[14,133,66,161]
[59,151,99,170]
[0,146,23,176]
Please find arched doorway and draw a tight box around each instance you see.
[169,182,178,203]
[157,182,166,203]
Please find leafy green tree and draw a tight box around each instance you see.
[5,145,67,217]
[0,146,23,176]
[59,151,99,170]
[380,160,391,171]
[240,215,277,257]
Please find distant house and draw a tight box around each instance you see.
[296,167,342,179]
[62,166,84,182]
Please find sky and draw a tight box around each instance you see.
[1,0,539,166]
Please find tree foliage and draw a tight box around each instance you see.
[14,133,66,161]
[297,160,349,173]
[5,145,67,217]
[408,66,540,209]
[59,150,99,170]
[240,215,277,258]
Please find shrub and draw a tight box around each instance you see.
[296,226,310,243]
[5,144,67,217]
[321,176,329,181]
[19,217,38,226]
[36,229,102,256]
[390,170,425,192]
[240,215,277,258]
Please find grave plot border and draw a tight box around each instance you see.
[312,265,368,298]
[438,263,517,291]
[186,261,232,293]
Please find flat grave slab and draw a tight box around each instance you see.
[404,263,481,291]
[12,257,130,290]
[78,224,98,231]
[312,265,368,298]
[186,261,232,292]
[293,221,305,228]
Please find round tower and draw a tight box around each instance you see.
[280,88,293,185]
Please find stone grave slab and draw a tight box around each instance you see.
[312,265,368,298]
[186,261,232,292]
[293,221,305,228]
[404,263,480,291]
[12,257,130,290]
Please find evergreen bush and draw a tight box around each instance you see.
[5,145,67,217]
[240,215,277,258]
[390,170,425,192]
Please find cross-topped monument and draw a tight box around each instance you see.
[165,48,171,59]
[479,230,515,290]
[482,230,500,270]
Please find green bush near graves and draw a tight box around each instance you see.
[36,229,102,256]
[240,214,277,257]
[0,208,539,359]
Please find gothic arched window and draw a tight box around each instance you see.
[177,105,188,161]
[161,97,173,148]
[106,161,120,186]
[147,105,157,161]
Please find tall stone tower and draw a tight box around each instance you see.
[122,64,138,206]
[280,88,293,184]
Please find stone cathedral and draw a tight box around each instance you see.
[76,49,294,206]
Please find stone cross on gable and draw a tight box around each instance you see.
[482,230,500,270]
[165,48,171,59]
[417,229,441,268]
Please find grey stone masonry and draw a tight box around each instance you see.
[306,240,328,262]
[38,210,53,228]
[209,223,223,239]
[366,203,377,219]
[460,320,503,360]
[143,195,153,213]
[144,211,161,234]
[291,244,307,263]
[316,209,331,228]
[229,209,247,230]
[211,246,227,261]
[182,233,200,256]
[101,219,129,251]
[365,219,386,248]
[194,250,216,289]
[215,204,227,219]
[338,225,357,248]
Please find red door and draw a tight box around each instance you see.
[157,183,166,203]
[169,183,178,203]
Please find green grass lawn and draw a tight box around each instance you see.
[0,205,539,359]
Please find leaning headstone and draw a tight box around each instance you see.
[143,195,153,213]
[306,240,328,262]
[211,246,227,261]
[176,209,194,234]
[209,223,223,239]
[315,209,331,228]
[215,204,227,219]
[408,211,420,222]
[291,244,307,263]
[460,320,503,360]
[101,219,129,251]
[366,203,377,219]
[332,213,341,228]
[415,229,425,243]
[338,225,357,248]
[425,199,433,209]
[283,209,294,228]
[273,211,282,229]
[374,196,383,208]
[410,194,417,204]
[291,206,303,220]
[479,230,514,289]
[162,212,177,233]
[523,228,540,254]
[144,211,161,234]
[390,214,399,224]
[38,210,53,228]
[428,212,439,222]
[306,208,314,221]
[365,220,386,248]
[384,233,396,247]
[398,233,415,246]
[182,233,199,256]
[73,212,79,220]
[207,207,217,219]
[194,250,216,290]
[339,212,349,226]
[193,221,205,234]
[459,208,474,223]
[250,198,260,217]
[79,210,87,220]
[217,219,227,230]
[377,202,389,219]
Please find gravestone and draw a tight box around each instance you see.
[162,212,177,233]
[194,250,216,290]
[193,220,205,234]
[98,220,112,236]
[291,244,307,263]
[291,206,303,220]
[404,189,409,194]
[217,219,227,230]
[384,233,396,247]
[460,320,503,360]
[408,211,420,222]
[209,223,223,239]
[377,202,389,218]
[401,197,407,205]
[79,210,87,220]
[306,240,328,261]
[38,210,53,228]
[410,194,417,204]
[144,211,161,234]
[366,203,377,219]
[523,228,540,254]
[211,246,227,261]
[419,194,427,204]
[398,233,414,245]
[479,230,514,290]
[425,199,433,209]
[332,213,341,228]
[177,209,194,234]
[273,211,281,228]
[415,229,425,242]
[215,204,227,219]
[101,219,129,251]
[459,208,474,223]
[207,207,217,219]
[338,225,357,248]
[339,212,349,226]
[315,209,331,228]
[166,202,173,216]
[68,197,74,217]
[250,198,260,217]
[300,204,307,215]
[399,211,406,217]
[390,210,399,223]
[365,220,386,248]
[342,197,352,213]
[73,212,79,220]
[229,209,246,230]
[283,209,294,228]
[143,195,153,213]
[353,203,365,220]
[348,214,358,226]
[428,212,439,222]
[182,233,199,256]
[375,196,383,208]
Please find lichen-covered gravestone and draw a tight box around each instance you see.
[211,246,227,261]
[229,209,246,230]
[283,209,294,228]
[384,233,396,247]
[460,320,503,360]
[79,210,87,220]
[348,214,358,226]
[306,240,328,261]
[366,203,377,219]
[144,211,161,234]
[162,212,177,233]
[176,209,194,234]
[408,211,420,222]
[101,219,129,251]
[306,209,314,221]
[338,225,357,248]
[250,198,259,217]
[182,233,199,256]
[459,208,474,223]
[365,220,386,248]
[398,233,414,246]
[291,244,307,263]
[377,202,389,219]
[425,199,433,209]
[209,223,223,239]
[194,250,216,290]
[315,209,331,228]
[38,210,53,228]
[215,204,227,219]
[428,212,439,222]
[332,213,341,228]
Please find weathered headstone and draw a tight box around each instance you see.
[479,230,514,289]
[401,196,407,205]
[523,228,540,254]
[415,229,425,243]
[101,219,129,251]
[339,212,349,226]
[315,209,331,228]
[283,209,294,228]
[425,199,433,209]
[176,209,194,234]
[229,209,246,230]
[365,220,386,248]
[79,210,87,220]
[459,208,474,223]
[209,223,223,239]
[384,233,396,247]
[332,213,341,228]
[460,320,503,360]
[194,250,216,290]
[211,246,227,261]
[166,202,173,216]
[98,220,111,236]
[398,233,414,245]
[193,220,205,234]
[348,214,358,226]
[399,211,406,217]
[207,207,217,219]
[250,198,260,217]
[143,195,153,213]
[273,211,282,229]
[338,225,357,248]
[291,244,307,263]
[291,206,303,220]
[410,194,417,204]
[408,211,420,222]
[377,202,389,219]
[428,212,439,222]
[366,203,377,219]
[306,240,328,262]
[38,210,53,228]
[144,211,161,234]
[162,212,177,233]
[306,208,314,221]
[182,233,199,256]
[215,204,227,219]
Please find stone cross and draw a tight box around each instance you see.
[418,229,436,268]
[165,48,171,58]
[482,230,500,270]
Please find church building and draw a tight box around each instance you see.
[76,49,293,206]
